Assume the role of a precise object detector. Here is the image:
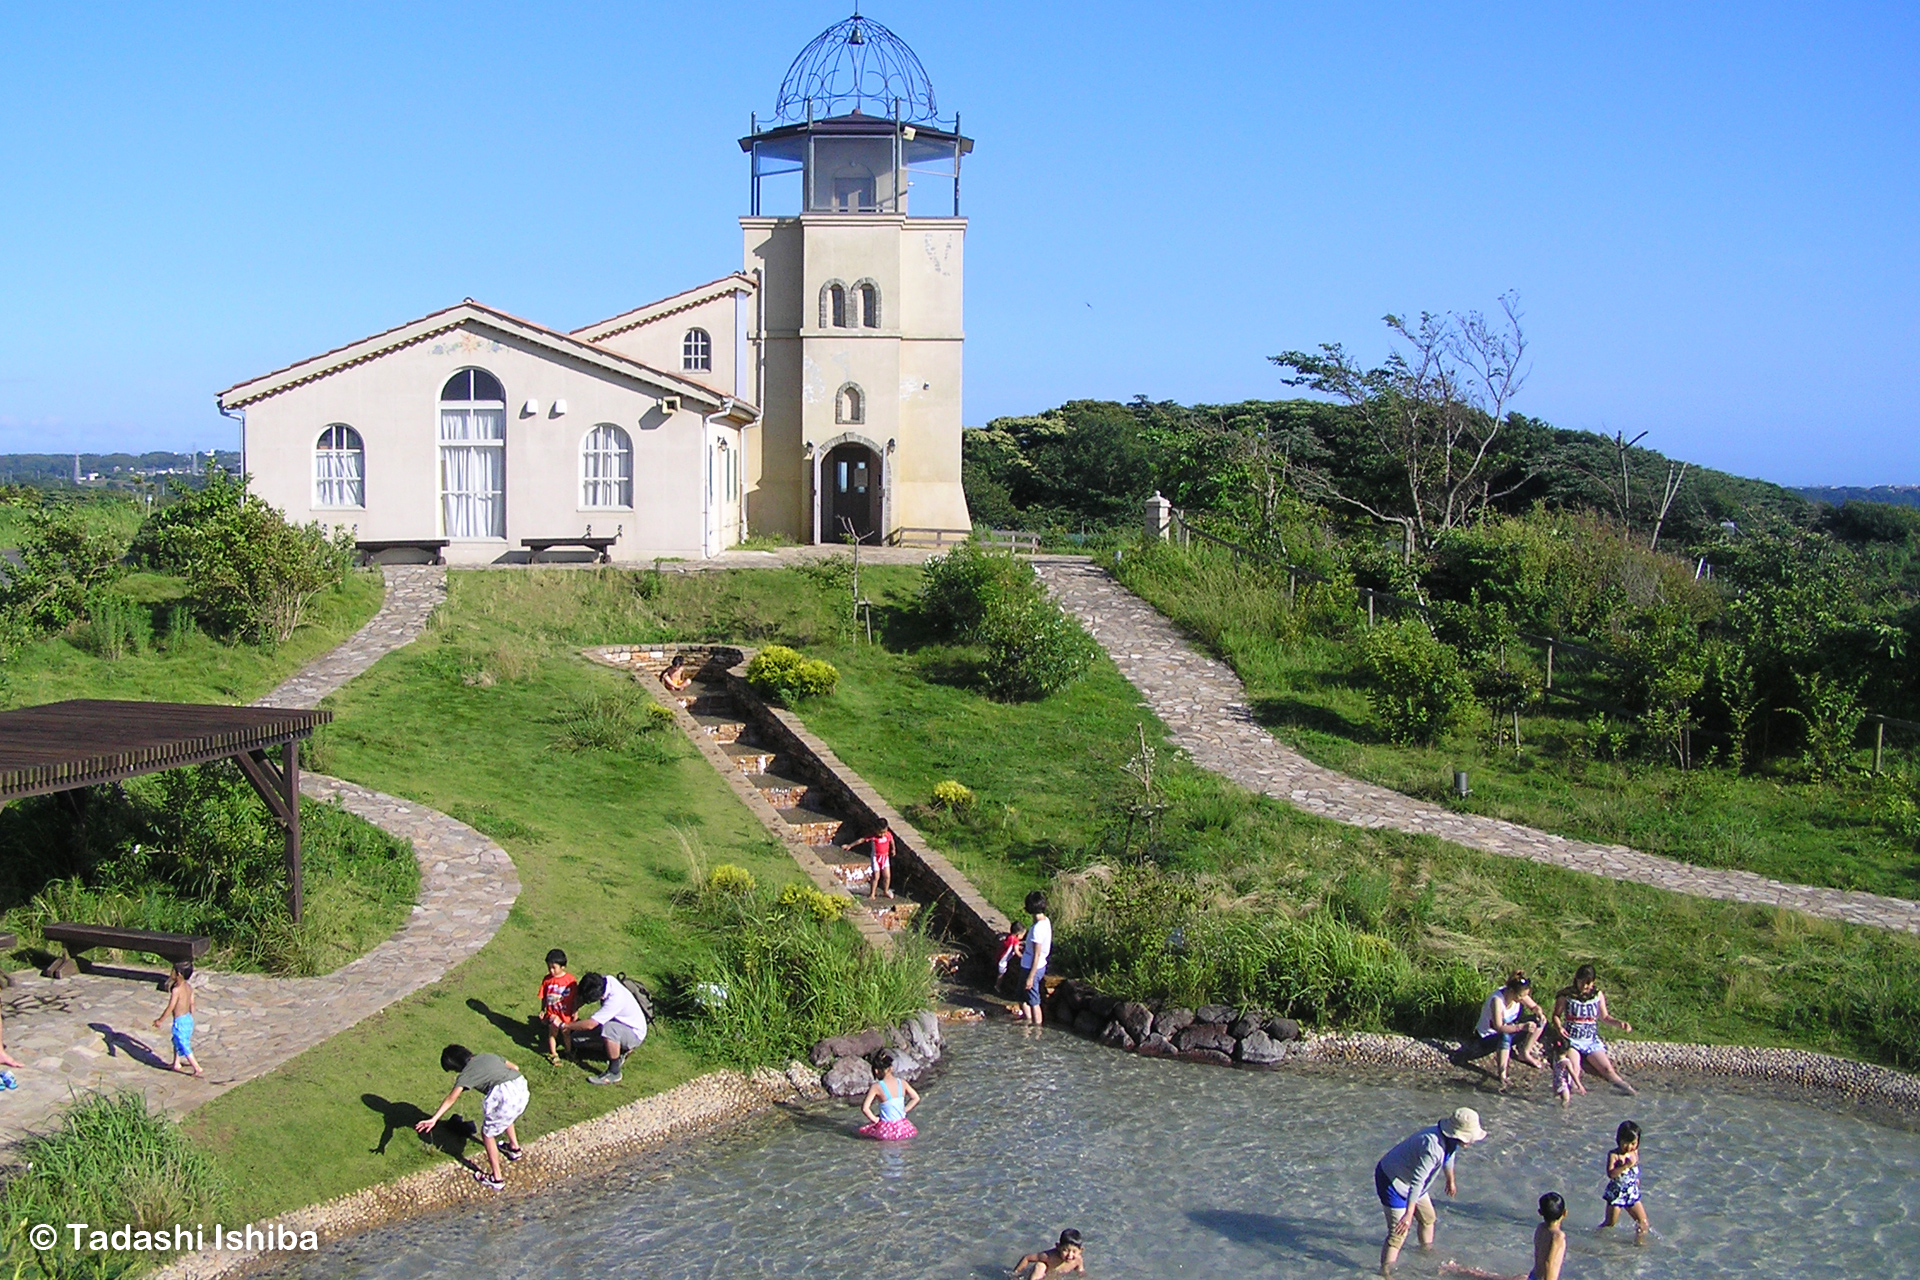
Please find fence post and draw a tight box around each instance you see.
[1366,590,1375,628]
[1544,640,1554,691]
[1874,719,1885,775]
[1287,572,1296,605]
[1144,492,1172,542]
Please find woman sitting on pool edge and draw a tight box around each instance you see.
[660,656,693,692]
[1551,963,1636,1096]
[1467,970,1547,1087]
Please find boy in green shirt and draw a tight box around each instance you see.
[415,1043,530,1189]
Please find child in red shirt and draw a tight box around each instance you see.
[539,948,579,1066]
[850,821,896,899]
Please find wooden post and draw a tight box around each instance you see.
[285,740,303,923]
[1512,709,1521,751]
[1287,573,1296,605]
[1544,641,1554,691]
[1874,719,1885,775]
[1366,590,1375,628]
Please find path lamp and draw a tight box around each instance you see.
[1453,770,1471,799]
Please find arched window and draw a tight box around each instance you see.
[820,283,848,329]
[682,328,711,372]
[313,424,364,508]
[581,424,633,509]
[438,368,506,538]
[856,282,880,329]
[835,383,865,425]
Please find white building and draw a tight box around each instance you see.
[217,13,973,564]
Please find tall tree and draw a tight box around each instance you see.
[1272,294,1529,560]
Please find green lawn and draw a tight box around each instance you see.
[1108,540,1920,902]
[185,561,1920,1221]
[184,570,807,1220]
[1,570,385,708]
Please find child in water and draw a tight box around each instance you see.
[857,1049,920,1141]
[1013,1229,1085,1278]
[1441,1192,1567,1280]
[1551,1042,1585,1103]
[1598,1120,1650,1242]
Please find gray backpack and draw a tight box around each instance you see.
[617,972,655,1020]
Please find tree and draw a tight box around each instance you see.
[1272,294,1530,560]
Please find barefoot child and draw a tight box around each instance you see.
[857,1049,920,1140]
[1551,1042,1585,1104]
[1013,1229,1085,1279]
[1440,1191,1567,1280]
[538,949,579,1066]
[415,1044,529,1190]
[1014,891,1052,1025]
[151,962,202,1077]
[850,821,896,900]
[1598,1120,1650,1242]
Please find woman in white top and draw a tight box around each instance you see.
[1471,971,1546,1086]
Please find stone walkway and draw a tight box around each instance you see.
[256,564,446,709]
[1036,559,1920,937]
[0,565,518,1145]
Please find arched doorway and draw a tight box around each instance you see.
[824,441,881,543]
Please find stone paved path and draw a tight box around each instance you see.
[256,564,446,708]
[1036,558,1920,937]
[0,565,518,1145]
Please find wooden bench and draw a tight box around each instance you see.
[356,538,449,566]
[523,535,618,564]
[41,923,211,982]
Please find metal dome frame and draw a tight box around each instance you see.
[772,11,940,124]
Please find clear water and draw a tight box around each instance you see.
[281,1025,1920,1278]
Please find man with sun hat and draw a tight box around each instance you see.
[1374,1107,1489,1273]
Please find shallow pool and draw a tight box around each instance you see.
[281,1024,1920,1277]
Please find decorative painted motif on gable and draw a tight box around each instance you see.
[428,332,505,357]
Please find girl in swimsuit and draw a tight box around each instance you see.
[1551,964,1636,1095]
[858,1049,920,1140]
[1599,1120,1650,1242]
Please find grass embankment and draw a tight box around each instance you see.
[1110,539,1920,902]
[0,492,147,550]
[1,568,384,708]
[183,570,830,1221]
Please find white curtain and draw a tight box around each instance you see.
[314,433,363,507]
[440,408,504,538]
[581,425,632,508]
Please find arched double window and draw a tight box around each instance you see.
[682,328,711,372]
[313,424,364,508]
[855,281,880,329]
[835,383,865,425]
[439,369,506,538]
[820,282,848,329]
[581,424,633,509]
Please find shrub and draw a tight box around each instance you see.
[0,507,130,633]
[918,542,1027,641]
[932,780,976,811]
[776,880,848,923]
[707,864,758,896]
[1784,671,1868,781]
[1361,619,1475,744]
[83,590,153,659]
[746,645,839,703]
[978,592,1094,701]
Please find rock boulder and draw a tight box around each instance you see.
[1263,1016,1302,1043]
[811,1028,886,1067]
[1137,1033,1178,1059]
[1155,1007,1196,1037]
[1237,1029,1287,1065]
[822,1054,875,1097]
[1196,1004,1237,1026]
[1099,1020,1136,1051]
[1117,1001,1154,1041]
[1180,1047,1234,1067]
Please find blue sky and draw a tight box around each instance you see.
[1,2,1914,485]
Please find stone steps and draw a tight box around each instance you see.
[778,809,844,845]
[722,744,778,774]
[753,773,814,809]
[691,714,746,744]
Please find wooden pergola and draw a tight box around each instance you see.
[0,700,332,921]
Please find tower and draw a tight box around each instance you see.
[741,12,974,544]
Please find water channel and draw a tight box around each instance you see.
[279,1024,1920,1277]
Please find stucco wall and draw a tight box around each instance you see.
[585,292,744,401]
[240,321,721,562]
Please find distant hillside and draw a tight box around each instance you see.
[0,451,240,487]
[1796,485,1920,510]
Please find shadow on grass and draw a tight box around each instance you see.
[1249,695,1378,743]
[466,997,536,1050]
[363,1092,474,1161]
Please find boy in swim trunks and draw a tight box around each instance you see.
[151,961,202,1077]
[1441,1191,1567,1280]
[1013,1229,1085,1278]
